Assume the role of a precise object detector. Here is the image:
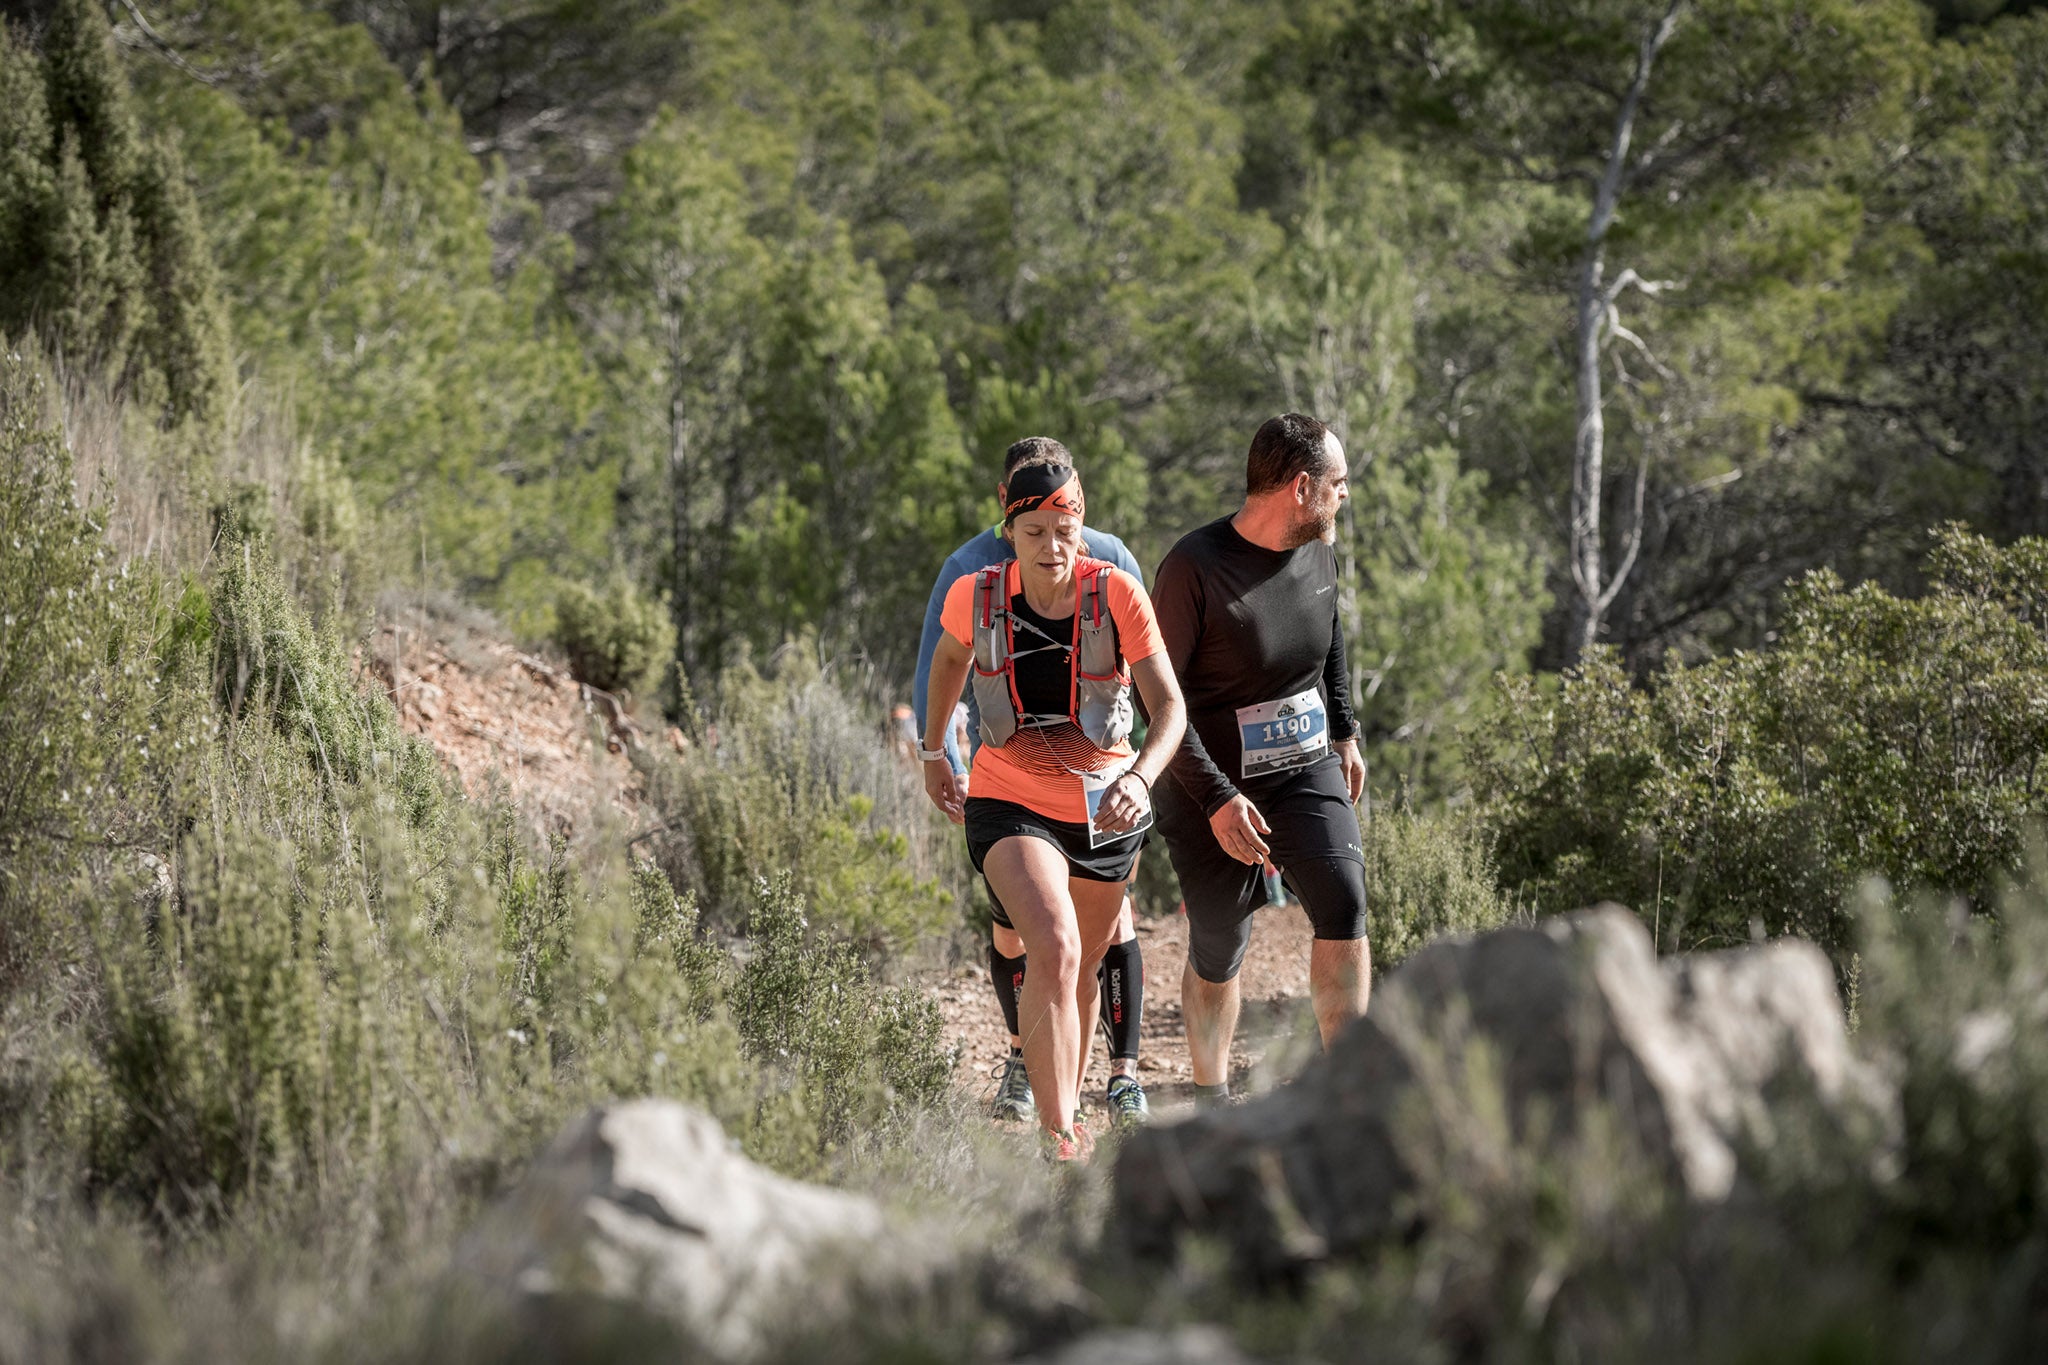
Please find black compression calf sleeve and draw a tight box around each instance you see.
[989,944,1026,1039]
[1096,937,1144,1060]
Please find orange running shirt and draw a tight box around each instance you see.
[940,560,1167,823]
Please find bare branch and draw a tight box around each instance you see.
[1566,0,1686,661]
[1603,267,1680,307]
[1607,314,1676,380]
[1472,135,1598,187]
[1624,117,1690,184]
[1596,448,1653,615]
[109,0,219,85]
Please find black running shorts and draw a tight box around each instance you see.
[966,796,1147,889]
[1156,758,1367,983]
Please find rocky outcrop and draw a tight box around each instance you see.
[363,602,647,841]
[1113,906,1898,1279]
[458,1100,888,1359]
[1023,1326,1253,1365]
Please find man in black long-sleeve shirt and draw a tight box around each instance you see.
[1152,413,1371,1104]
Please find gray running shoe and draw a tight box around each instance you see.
[1106,1074,1150,1127]
[991,1054,1033,1122]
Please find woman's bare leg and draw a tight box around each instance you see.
[984,836,1085,1137]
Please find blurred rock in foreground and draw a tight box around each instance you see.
[1113,905,1899,1280]
[457,1099,888,1358]
[1022,1325,1253,1365]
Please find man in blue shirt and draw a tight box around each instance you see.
[914,436,1152,1127]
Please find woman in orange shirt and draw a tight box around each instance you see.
[920,453,1187,1158]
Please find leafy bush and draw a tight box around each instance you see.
[1479,526,2048,958]
[552,571,675,700]
[1347,441,1547,804]
[731,874,955,1160]
[211,528,445,833]
[0,353,201,986]
[1363,806,1522,972]
[22,737,951,1220]
[642,646,964,956]
[1853,865,2048,1254]
[5,538,951,1231]
[81,822,422,1213]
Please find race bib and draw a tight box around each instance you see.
[1082,759,1153,849]
[1236,689,1329,779]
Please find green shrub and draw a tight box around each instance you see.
[38,753,952,1218]
[1478,526,2048,958]
[0,511,961,1223]
[85,825,422,1213]
[210,530,443,833]
[1363,806,1522,972]
[552,571,675,699]
[642,646,964,956]
[0,353,198,985]
[731,873,955,1158]
[628,856,724,1009]
[1853,865,2048,1252]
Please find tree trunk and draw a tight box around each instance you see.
[1562,0,1684,668]
[1568,247,1608,664]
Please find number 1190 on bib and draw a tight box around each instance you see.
[1235,689,1330,779]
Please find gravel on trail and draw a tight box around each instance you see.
[923,898,1320,1126]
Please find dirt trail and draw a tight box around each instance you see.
[925,900,1319,1123]
[360,601,1320,1117]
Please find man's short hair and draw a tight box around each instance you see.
[1004,436,1072,477]
[1245,414,1334,495]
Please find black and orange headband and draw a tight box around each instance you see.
[1004,463,1086,523]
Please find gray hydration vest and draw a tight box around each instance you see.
[970,558,1135,752]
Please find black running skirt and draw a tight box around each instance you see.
[965,796,1146,885]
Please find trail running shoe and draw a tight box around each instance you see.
[991,1053,1033,1122]
[1106,1074,1150,1128]
[1045,1118,1095,1164]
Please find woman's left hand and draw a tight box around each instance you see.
[1093,770,1151,836]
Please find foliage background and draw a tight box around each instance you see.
[12,0,2048,1359]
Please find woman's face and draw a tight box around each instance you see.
[1012,506,1084,580]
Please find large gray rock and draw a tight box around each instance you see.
[1114,906,1898,1278]
[458,1100,887,1358]
[1022,1326,1252,1365]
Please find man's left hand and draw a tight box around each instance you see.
[1336,738,1366,806]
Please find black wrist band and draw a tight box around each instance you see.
[1120,770,1152,794]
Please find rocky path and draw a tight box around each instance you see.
[363,600,652,840]
[925,900,1319,1124]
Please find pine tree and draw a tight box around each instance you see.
[130,136,232,423]
[0,28,56,324]
[1311,0,1924,664]
[0,0,229,424]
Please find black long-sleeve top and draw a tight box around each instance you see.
[1151,516,1359,817]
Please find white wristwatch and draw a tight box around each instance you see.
[916,745,948,763]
